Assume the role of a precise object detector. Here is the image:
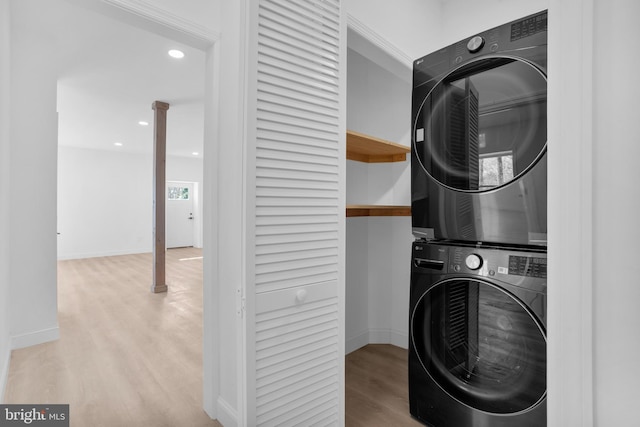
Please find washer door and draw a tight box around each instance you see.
[413,57,547,192]
[411,278,546,414]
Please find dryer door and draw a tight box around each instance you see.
[413,57,547,192]
[411,278,546,414]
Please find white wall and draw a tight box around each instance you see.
[345,48,414,353]
[345,218,369,351]
[58,147,151,259]
[0,0,12,400]
[57,147,203,260]
[346,0,443,61]
[9,0,60,349]
[591,0,640,424]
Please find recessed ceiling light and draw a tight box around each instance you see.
[138,121,149,126]
[168,49,185,59]
[114,142,123,147]
[192,152,199,156]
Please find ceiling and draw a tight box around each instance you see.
[49,0,206,158]
[45,1,422,159]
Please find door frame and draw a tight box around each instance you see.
[62,0,221,420]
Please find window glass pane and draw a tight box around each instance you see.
[168,186,189,200]
[480,153,514,189]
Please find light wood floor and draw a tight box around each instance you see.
[5,249,419,426]
[4,248,221,427]
[346,345,422,427]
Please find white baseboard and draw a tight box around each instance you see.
[345,331,370,355]
[11,326,59,350]
[346,329,409,354]
[57,248,150,261]
[0,345,10,403]
[389,329,408,350]
[368,328,391,344]
[216,396,237,427]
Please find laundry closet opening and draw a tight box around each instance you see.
[344,24,417,425]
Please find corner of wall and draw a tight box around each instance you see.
[10,327,60,351]
[0,346,10,403]
[389,329,408,350]
[345,331,369,355]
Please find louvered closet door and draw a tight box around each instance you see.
[248,0,344,425]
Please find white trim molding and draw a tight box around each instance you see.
[216,396,238,427]
[11,327,60,350]
[346,329,408,355]
[345,331,369,355]
[346,14,412,68]
[57,248,151,261]
[101,0,219,44]
[346,14,412,83]
[389,329,408,350]
[65,0,219,50]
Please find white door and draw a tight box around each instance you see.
[241,0,345,424]
[166,182,194,248]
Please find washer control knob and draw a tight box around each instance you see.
[465,254,483,270]
[467,36,485,53]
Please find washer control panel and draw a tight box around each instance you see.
[412,242,547,285]
[465,254,483,270]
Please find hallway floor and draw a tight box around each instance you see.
[4,248,220,427]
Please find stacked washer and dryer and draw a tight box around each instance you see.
[408,11,548,427]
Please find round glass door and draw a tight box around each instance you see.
[411,279,546,414]
[413,57,547,192]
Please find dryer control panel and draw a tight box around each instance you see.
[508,255,547,278]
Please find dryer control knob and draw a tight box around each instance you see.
[465,254,483,270]
[467,36,485,53]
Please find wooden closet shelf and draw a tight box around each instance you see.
[346,205,411,217]
[346,130,410,163]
